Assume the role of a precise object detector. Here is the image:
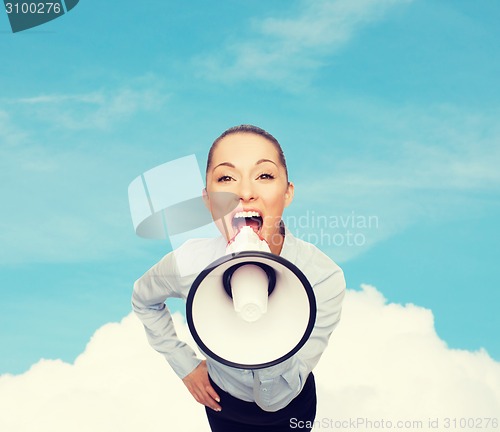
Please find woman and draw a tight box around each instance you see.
[132,125,345,431]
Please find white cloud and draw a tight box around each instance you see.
[4,75,167,130]
[0,110,28,146]
[194,0,413,87]
[15,93,105,105]
[1,285,498,432]
[315,286,500,425]
[0,78,169,265]
[0,313,209,432]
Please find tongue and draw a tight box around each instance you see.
[234,217,260,234]
[246,218,260,233]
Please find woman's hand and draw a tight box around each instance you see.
[182,360,221,411]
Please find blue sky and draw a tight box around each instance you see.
[0,0,499,374]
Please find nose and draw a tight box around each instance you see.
[237,178,257,202]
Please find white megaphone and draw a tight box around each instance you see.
[187,226,316,369]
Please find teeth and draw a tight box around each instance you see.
[234,211,261,219]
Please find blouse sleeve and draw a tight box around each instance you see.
[132,252,202,379]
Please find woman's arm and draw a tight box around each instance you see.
[132,254,202,379]
[132,252,221,411]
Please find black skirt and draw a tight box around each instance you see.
[205,373,317,432]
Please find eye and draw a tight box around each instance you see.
[258,173,275,180]
[217,175,234,183]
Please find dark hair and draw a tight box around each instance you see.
[206,124,288,181]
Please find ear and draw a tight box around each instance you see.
[284,181,294,208]
[202,188,210,210]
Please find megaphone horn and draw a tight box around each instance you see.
[187,251,316,369]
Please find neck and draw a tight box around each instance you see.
[268,221,285,255]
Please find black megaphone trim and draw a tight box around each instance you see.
[186,251,317,370]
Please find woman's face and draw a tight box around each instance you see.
[205,132,294,254]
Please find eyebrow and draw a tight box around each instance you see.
[256,159,278,167]
[212,159,278,171]
[213,162,235,171]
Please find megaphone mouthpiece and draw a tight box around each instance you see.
[225,263,272,322]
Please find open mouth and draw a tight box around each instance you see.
[232,210,263,235]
